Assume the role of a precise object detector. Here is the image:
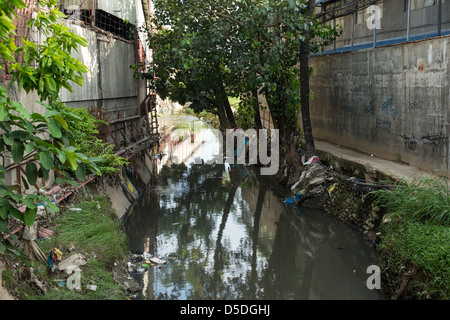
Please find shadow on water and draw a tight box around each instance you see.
[122,112,385,300]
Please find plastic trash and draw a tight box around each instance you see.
[47,248,63,270]
[37,204,46,216]
[301,155,320,166]
[131,254,143,262]
[291,170,306,191]
[143,252,151,260]
[87,285,97,291]
[69,208,82,212]
[284,190,303,206]
[328,183,338,196]
[149,257,166,265]
[354,178,360,195]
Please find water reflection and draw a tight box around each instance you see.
[122,112,384,300]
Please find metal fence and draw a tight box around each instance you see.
[317,0,450,55]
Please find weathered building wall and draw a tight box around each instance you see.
[2,2,152,188]
[307,36,450,175]
[59,24,141,122]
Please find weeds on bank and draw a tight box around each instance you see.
[370,175,450,299]
[54,195,128,269]
[373,176,449,225]
[3,194,128,300]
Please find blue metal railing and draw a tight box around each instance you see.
[313,28,450,56]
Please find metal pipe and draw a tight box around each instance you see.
[352,11,355,51]
[333,16,336,53]
[438,0,442,37]
[406,0,411,41]
[108,115,141,124]
[373,6,377,48]
[91,0,95,27]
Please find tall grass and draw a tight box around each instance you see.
[371,175,450,299]
[372,175,449,225]
[379,220,450,299]
[55,195,128,268]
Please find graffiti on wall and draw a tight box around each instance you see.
[399,133,419,151]
[405,101,425,114]
[421,132,449,147]
[399,131,448,152]
[381,97,396,121]
[376,118,392,133]
[373,97,396,134]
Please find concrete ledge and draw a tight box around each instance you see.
[314,140,433,183]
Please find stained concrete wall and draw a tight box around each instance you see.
[307,36,450,175]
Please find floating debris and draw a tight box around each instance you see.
[149,257,166,265]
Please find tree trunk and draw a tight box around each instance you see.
[252,89,263,131]
[218,82,237,128]
[216,103,228,131]
[214,85,229,130]
[264,87,302,185]
[299,0,316,157]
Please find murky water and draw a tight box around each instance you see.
[123,112,385,300]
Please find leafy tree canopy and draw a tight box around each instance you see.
[149,0,338,132]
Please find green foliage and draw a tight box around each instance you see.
[51,101,129,174]
[11,0,88,102]
[235,96,256,130]
[371,175,450,299]
[0,88,100,240]
[379,220,450,299]
[52,195,128,268]
[371,176,450,225]
[0,0,119,254]
[149,0,339,133]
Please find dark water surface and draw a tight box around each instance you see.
[123,112,385,300]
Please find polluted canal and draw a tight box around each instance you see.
[122,111,385,300]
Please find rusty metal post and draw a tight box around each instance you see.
[16,166,21,194]
[91,0,95,27]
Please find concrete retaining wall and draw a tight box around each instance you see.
[307,36,450,175]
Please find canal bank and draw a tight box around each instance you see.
[289,141,449,300]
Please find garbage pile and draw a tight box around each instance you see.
[284,155,331,207]
[283,155,385,240]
